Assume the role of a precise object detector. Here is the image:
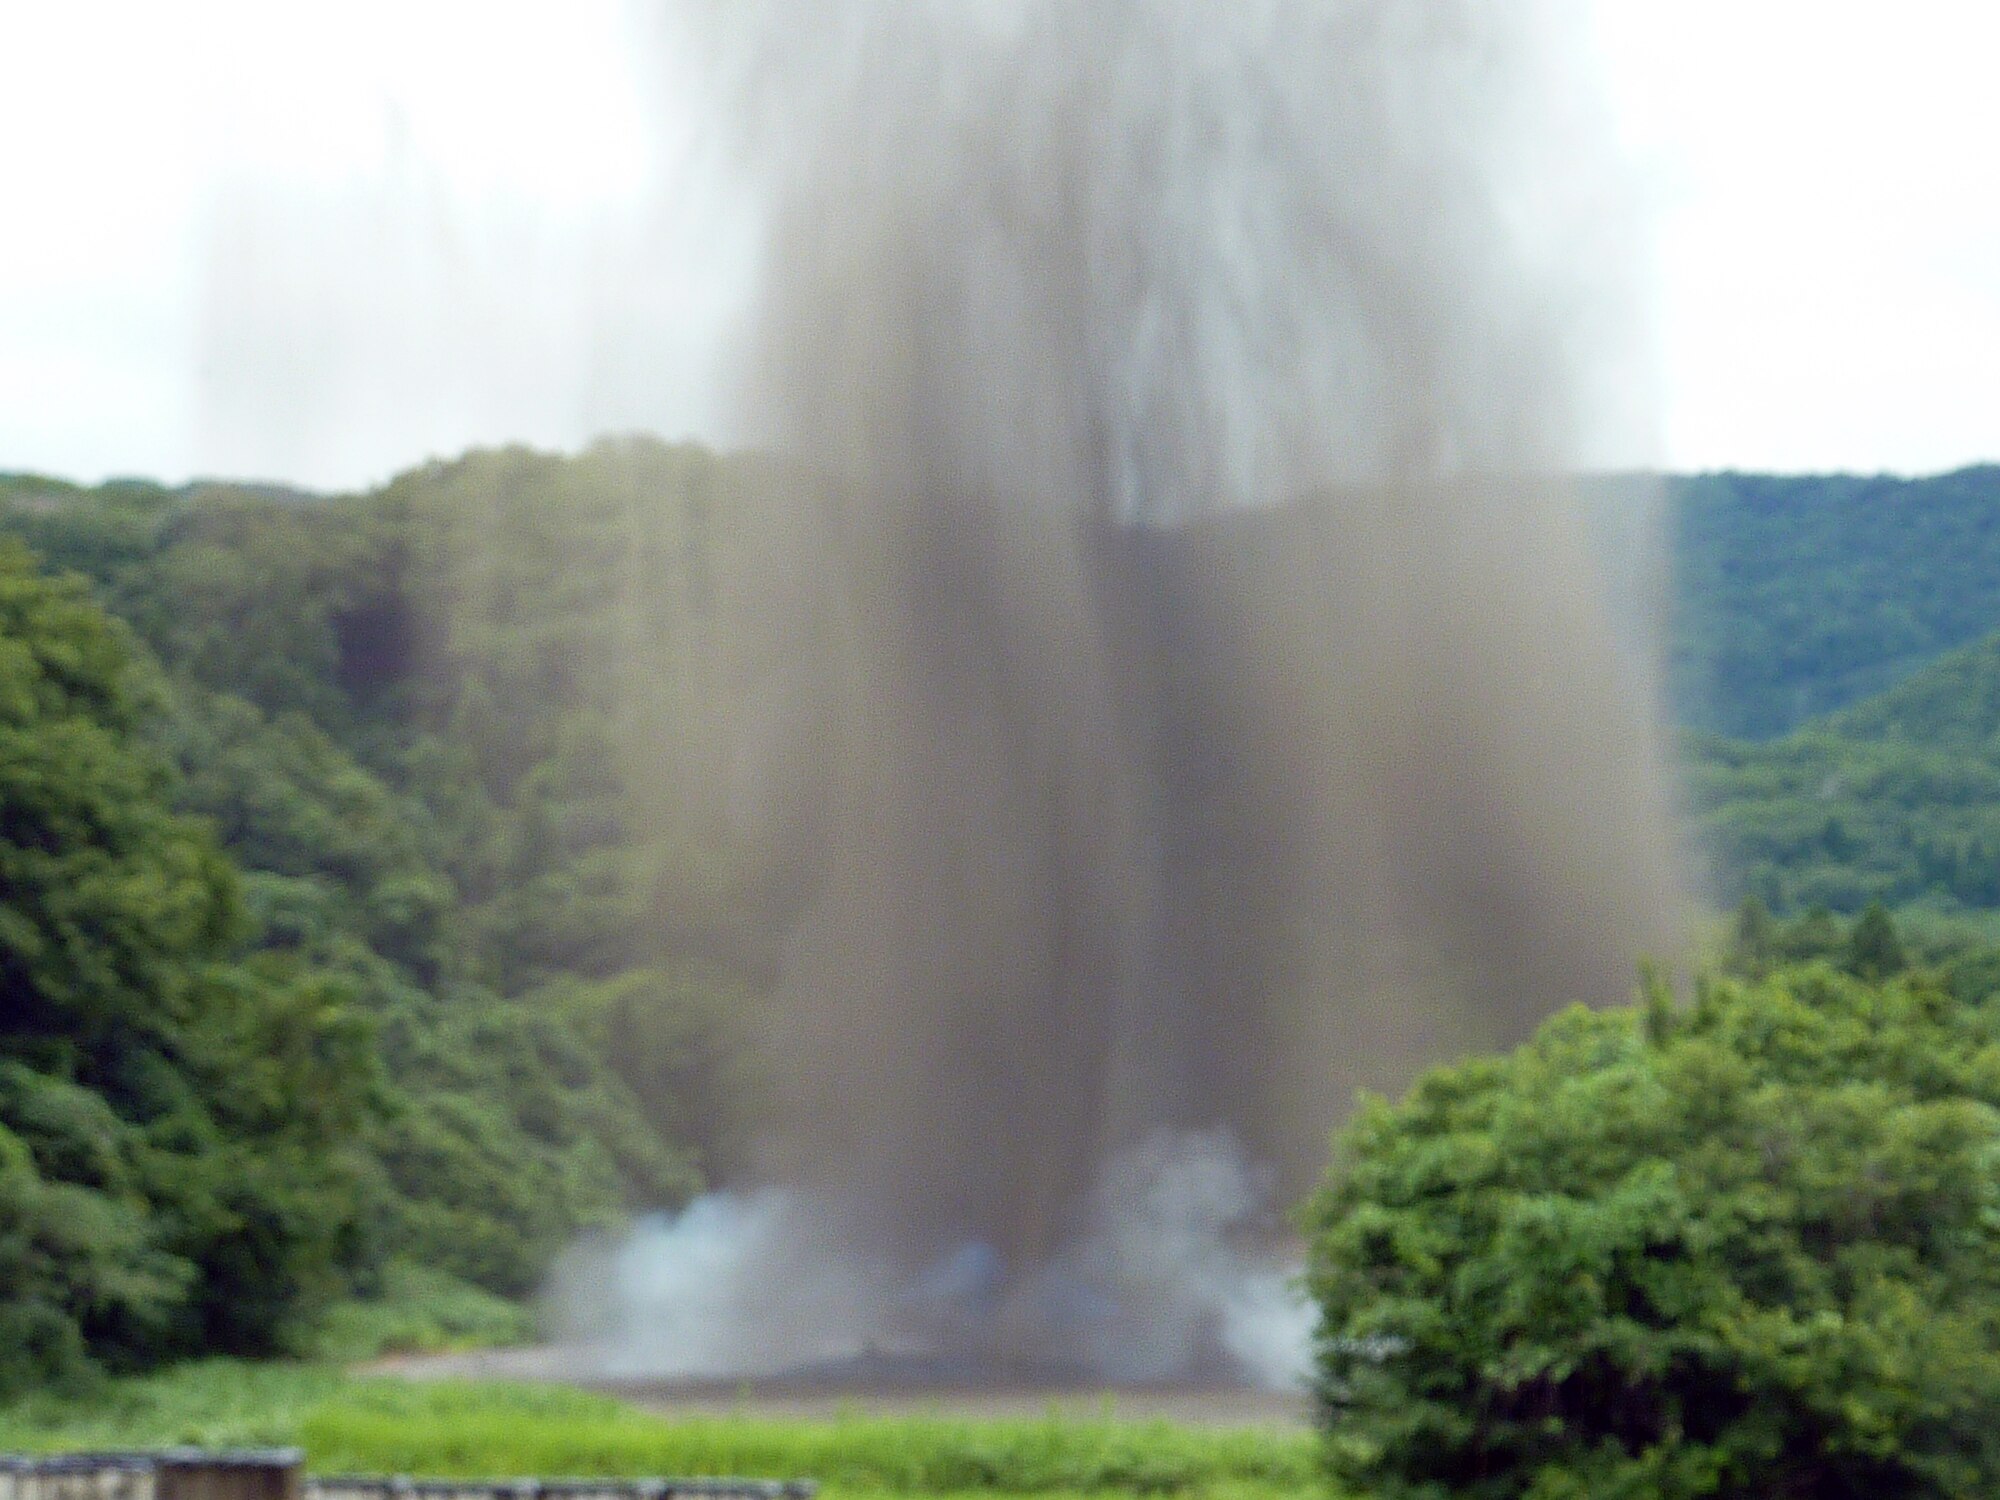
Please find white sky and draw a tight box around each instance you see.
[0,1,1996,489]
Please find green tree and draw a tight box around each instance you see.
[0,543,373,1389]
[0,444,784,1332]
[1846,900,1907,980]
[1722,896,1775,978]
[1306,962,2000,1499]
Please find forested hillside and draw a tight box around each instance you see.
[1689,630,2000,915]
[1668,465,2000,738]
[0,541,376,1385]
[6,445,2000,1385]
[1654,464,2000,918]
[0,443,782,1387]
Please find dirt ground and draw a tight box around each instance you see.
[610,1381,1310,1426]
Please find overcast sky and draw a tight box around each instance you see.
[1,1,1995,489]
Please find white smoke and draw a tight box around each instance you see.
[1005,1130,1314,1388]
[546,1191,887,1379]
[548,1130,1313,1391]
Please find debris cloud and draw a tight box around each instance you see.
[562,0,1681,1387]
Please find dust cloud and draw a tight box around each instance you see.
[554,0,1682,1388]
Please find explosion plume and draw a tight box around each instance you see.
[555,0,1681,1388]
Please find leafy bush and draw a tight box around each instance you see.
[306,1262,533,1362]
[1306,960,2000,1498]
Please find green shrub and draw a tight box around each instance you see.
[306,1263,533,1362]
[1305,963,2000,1498]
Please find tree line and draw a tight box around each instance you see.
[0,442,759,1388]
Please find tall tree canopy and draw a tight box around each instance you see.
[0,541,372,1388]
[1307,926,2000,1499]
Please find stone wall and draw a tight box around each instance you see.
[0,1456,811,1500]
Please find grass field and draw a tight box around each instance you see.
[0,1363,1328,1500]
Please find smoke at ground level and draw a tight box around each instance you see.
[549,1130,1314,1390]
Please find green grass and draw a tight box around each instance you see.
[0,1361,348,1451]
[0,1363,1326,1500]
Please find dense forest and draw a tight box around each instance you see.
[1654,464,2000,917]
[0,444,765,1386]
[1667,465,2000,738]
[5,447,2000,1388]
[1687,632,2000,915]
